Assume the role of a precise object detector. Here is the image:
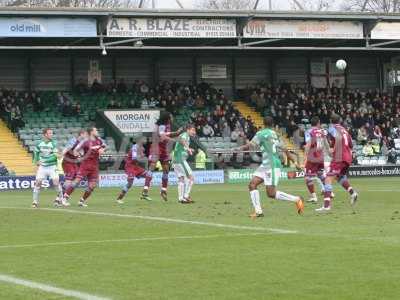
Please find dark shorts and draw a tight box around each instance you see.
[76,164,99,183]
[62,161,79,181]
[125,164,146,179]
[328,161,350,177]
[305,162,325,177]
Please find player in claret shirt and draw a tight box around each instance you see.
[63,127,106,207]
[61,129,88,206]
[316,114,358,212]
[116,137,153,204]
[304,116,330,203]
[149,111,182,201]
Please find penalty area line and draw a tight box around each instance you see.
[0,207,297,234]
[0,233,265,250]
[0,273,111,300]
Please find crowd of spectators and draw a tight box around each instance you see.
[0,90,30,131]
[243,82,400,154]
[75,78,259,142]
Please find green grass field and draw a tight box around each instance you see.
[0,177,400,300]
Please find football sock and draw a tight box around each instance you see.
[250,190,262,214]
[306,177,315,194]
[143,171,152,194]
[64,182,77,198]
[178,180,185,201]
[33,186,40,203]
[56,184,63,199]
[118,181,133,200]
[82,188,94,201]
[339,176,354,195]
[161,172,168,191]
[275,191,298,202]
[184,178,193,198]
[323,184,333,208]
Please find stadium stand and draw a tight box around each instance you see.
[3,78,399,174]
[242,83,400,165]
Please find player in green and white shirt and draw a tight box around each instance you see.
[32,128,65,208]
[234,116,304,218]
[172,124,196,204]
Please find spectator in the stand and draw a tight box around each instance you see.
[139,81,149,94]
[91,79,103,94]
[33,96,43,112]
[117,78,127,93]
[62,100,73,116]
[221,122,231,138]
[230,127,241,142]
[202,123,215,138]
[195,149,207,170]
[0,162,9,176]
[75,79,88,93]
[56,92,65,112]
[107,99,119,109]
[195,95,205,109]
[10,106,24,131]
[357,126,369,144]
[186,96,195,107]
[362,141,374,156]
[373,125,383,142]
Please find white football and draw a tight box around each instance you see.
[336,59,347,70]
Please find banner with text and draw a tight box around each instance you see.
[99,170,224,187]
[107,18,236,38]
[371,22,400,40]
[104,110,160,134]
[244,20,363,39]
[201,64,227,79]
[227,168,298,183]
[0,17,97,37]
[0,176,87,192]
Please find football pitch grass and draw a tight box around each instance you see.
[0,177,399,300]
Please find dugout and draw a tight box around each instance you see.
[1,8,400,95]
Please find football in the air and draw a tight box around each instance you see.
[336,59,347,70]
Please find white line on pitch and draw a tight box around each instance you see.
[0,207,297,234]
[0,233,264,250]
[0,273,110,300]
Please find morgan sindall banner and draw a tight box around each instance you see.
[244,20,363,39]
[104,110,160,134]
[0,18,97,37]
[107,18,236,38]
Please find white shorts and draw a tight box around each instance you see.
[36,165,59,181]
[323,161,331,174]
[253,166,280,186]
[173,161,192,179]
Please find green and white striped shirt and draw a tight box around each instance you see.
[173,132,190,163]
[33,139,58,167]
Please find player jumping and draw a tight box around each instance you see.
[304,116,330,203]
[316,114,358,212]
[61,129,88,206]
[116,138,153,204]
[32,128,66,208]
[149,111,182,201]
[172,124,196,204]
[234,117,304,218]
[63,127,106,207]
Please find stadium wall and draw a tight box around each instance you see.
[0,51,388,93]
